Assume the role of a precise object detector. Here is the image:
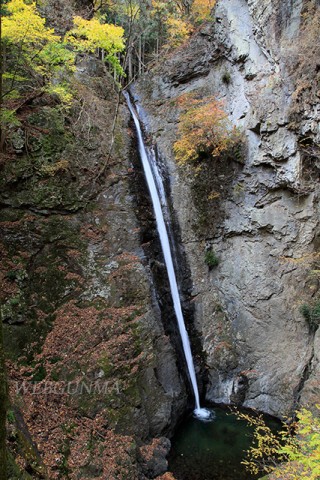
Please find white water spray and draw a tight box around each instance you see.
[125,92,212,421]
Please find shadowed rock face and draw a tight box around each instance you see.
[1,55,186,478]
[134,0,320,417]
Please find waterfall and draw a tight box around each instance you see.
[125,92,211,420]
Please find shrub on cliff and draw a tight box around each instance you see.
[173,92,241,166]
[300,301,320,332]
[204,250,219,268]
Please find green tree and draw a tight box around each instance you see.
[239,406,320,479]
[0,0,10,149]
[0,0,76,149]
[95,0,154,80]
[2,0,75,94]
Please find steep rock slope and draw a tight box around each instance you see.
[0,56,186,478]
[134,0,320,417]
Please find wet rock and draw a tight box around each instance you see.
[139,438,171,479]
[135,0,320,417]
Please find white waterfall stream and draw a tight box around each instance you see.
[125,92,211,420]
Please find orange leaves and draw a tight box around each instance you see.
[174,92,238,165]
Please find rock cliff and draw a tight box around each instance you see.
[1,0,320,476]
[134,0,320,417]
[0,55,185,478]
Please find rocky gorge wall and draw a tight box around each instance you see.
[1,0,320,476]
[134,0,320,417]
[0,54,186,478]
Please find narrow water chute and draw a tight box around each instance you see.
[125,92,212,421]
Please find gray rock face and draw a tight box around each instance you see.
[139,437,171,478]
[79,161,187,439]
[134,0,320,417]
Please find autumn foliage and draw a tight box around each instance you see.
[238,405,320,480]
[192,0,216,22]
[173,93,239,165]
[165,16,193,47]
[152,0,215,48]
[64,16,125,75]
[0,0,126,147]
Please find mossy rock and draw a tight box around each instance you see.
[98,355,114,378]
[28,106,68,157]
[0,105,87,211]
[1,213,86,364]
[7,452,34,480]
[3,319,50,363]
[2,294,28,325]
[7,407,46,479]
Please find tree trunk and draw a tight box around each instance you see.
[0,308,7,480]
[128,46,132,81]
[142,37,145,74]
[138,35,142,75]
[0,4,4,152]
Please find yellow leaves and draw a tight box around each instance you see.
[166,17,193,47]
[40,159,69,177]
[151,0,168,15]
[64,16,125,75]
[65,16,125,55]
[151,0,216,50]
[279,406,320,480]
[173,92,239,165]
[45,85,73,106]
[239,405,320,480]
[1,0,79,115]
[192,0,216,22]
[2,0,58,45]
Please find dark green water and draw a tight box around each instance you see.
[168,407,263,480]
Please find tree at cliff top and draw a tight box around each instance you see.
[151,0,214,22]
[150,0,215,55]
[0,6,10,472]
[0,0,10,149]
[0,0,76,150]
[238,406,320,480]
[92,0,156,79]
[0,0,125,150]
[64,16,125,76]
[91,0,215,81]
[173,92,240,166]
